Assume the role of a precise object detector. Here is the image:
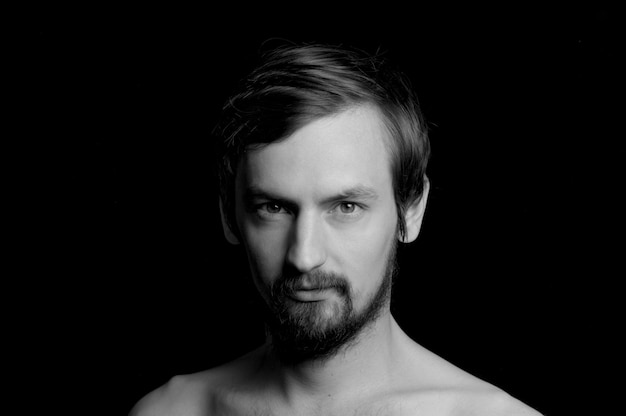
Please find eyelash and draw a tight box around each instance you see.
[261,202,286,214]
[334,202,359,214]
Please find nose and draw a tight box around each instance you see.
[286,211,327,273]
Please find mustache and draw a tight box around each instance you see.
[270,270,351,298]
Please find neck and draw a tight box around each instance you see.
[263,311,401,402]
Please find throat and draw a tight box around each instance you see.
[264,313,398,407]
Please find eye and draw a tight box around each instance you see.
[332,202,365,220]
[255,202,289,217]
[339,202,357,213]
[262,202,284,214]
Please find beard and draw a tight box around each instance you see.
[261,242,398,365]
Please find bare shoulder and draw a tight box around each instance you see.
[449,388,543,416]
[391,336,542,415]
[128,348,264,416]
[128,372,212,416]
[387,385,542,416]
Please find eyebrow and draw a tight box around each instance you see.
[242,184,380,205]
[320,185,380,204]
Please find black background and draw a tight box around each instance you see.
[24,4,620,416]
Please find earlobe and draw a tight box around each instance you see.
[219,198,240,245]
[400,178,430,243]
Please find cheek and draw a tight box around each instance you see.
[240,219,289,287]
[338,207,397,294]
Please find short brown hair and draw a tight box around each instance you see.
[214,43,430,241]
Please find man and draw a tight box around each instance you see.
[130,43,541,415]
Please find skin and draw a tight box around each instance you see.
[235,104,400,347]
[130,105,542,416]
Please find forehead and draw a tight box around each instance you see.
[236,105,394,200]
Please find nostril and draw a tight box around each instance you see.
[286,245,326,274]
[285,212,327,273]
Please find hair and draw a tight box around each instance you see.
[214,42,430,241]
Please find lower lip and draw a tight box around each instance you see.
[288,288,335,302]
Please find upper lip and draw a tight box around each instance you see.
[293,283,333,291]
[294,286,323,291]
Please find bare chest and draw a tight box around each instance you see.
[209,390,462,416]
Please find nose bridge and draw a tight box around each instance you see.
[286,209,326,272]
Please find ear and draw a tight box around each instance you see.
[400,178,430,243]
[219,197,240,245]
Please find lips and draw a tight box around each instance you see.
[287,287,335,302]
[294,285,327,291]
[289,278,330,292]
[271,271,350,300]
[293,277,324,291]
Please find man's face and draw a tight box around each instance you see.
[234,105,399,361]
